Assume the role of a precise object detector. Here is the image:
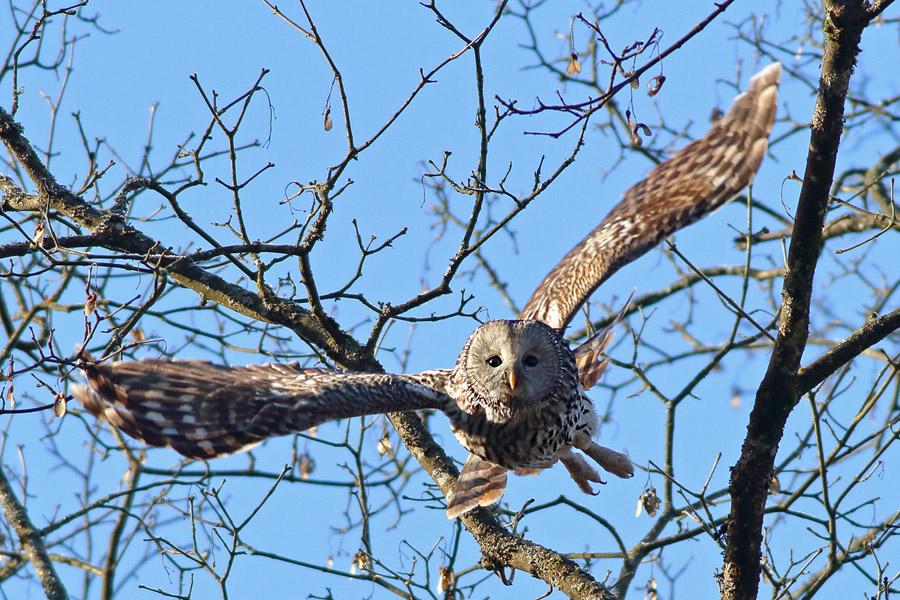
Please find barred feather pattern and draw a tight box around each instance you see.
[521,62,781,330]
[445,321,586,470]
[73,360,452,459]
[573,290,633,390]
[72,64,780,520]
[444,299,632,518]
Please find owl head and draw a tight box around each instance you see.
[454,320,576,416]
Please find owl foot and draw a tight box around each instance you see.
[560,450,604,495]
[582,442,634,479]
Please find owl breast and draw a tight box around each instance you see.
[445,319,596,470]
[448,389,596,469]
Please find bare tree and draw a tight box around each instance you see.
[1,1,898,600]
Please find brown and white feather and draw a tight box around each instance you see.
[445,454,509,519]
[73,360,452,459]
[521,63,780,330]
[71,64,781,520]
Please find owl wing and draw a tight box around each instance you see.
[520,63,781,330]
[72,359,453,459]
[573,289,633,390]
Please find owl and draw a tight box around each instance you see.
[71,62,781,518]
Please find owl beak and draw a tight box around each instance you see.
[508,370,517,390]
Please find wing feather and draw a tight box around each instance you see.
[72,359,452,459]
[573,290,634,390]
[521,63,781,330]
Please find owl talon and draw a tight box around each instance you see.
[69,64,781,521]
[560,449,606,495]
[583,442,634,479]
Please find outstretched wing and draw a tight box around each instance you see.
[521,63,781,330]
[72,359,452,459]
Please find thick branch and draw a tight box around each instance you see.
[0,467,69,600]
[722,3,870,599]
[391,411,615,600]
[0,105,377,372]
[798,306,900,394]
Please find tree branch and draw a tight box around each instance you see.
[722,3,872,599]
[0,105,378,371]
[0,466,69,600]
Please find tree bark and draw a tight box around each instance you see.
[721,2,874,598]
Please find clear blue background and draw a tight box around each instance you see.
[2,1,897,599]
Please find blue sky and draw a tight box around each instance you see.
[3,1,898,599]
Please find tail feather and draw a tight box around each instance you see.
[445,454,508,519]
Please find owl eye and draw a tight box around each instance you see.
[486,355,502,368]
[523,355,539,368]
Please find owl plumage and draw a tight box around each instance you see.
[444,308,632,518]
[71,62,781,519]
[521,62,781,330]
[74,361,453,459]
[446,320,584,469]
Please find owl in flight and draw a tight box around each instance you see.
[72,63,781,519]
